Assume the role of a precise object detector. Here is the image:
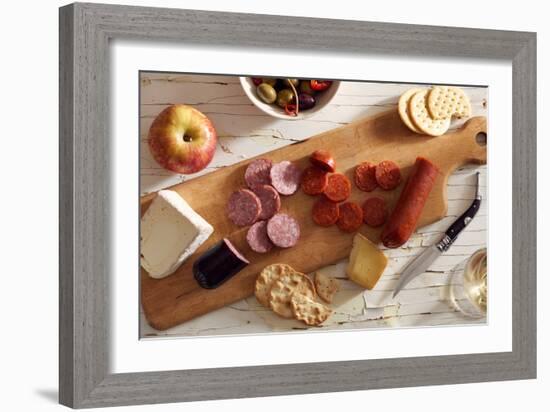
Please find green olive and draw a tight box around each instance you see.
[261,78,277,87]
[276,89,295,108]
[257,83,277,104]
[285,78,299,87]
[299,80,315,95]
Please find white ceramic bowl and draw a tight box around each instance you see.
[239,77,340,120]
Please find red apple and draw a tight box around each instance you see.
[148,104,218,174]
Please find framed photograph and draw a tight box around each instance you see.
[59,2,536,408]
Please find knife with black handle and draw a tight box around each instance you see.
[392,172,482,298]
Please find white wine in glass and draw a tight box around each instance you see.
[449,248,487,318]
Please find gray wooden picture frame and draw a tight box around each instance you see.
[59,2,536,408]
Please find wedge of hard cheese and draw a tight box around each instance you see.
[346,233,388,290]
[140,190,213,279]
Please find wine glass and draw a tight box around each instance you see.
[449,248,487,319]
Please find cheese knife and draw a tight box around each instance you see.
[392,172,482,299]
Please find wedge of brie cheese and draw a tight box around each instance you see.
[140,190,214,279]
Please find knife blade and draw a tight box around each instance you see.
[392,172,482,298]
[391,245,441,298]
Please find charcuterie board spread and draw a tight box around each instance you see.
[140,108,487,331]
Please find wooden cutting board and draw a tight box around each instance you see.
[140,110,487,330]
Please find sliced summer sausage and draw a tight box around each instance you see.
[226,189,261,227]
[246,220,274,253]
[244,158,273,189]
[270,161,303,195]
[252,184,281,220]
[267,213,301,248]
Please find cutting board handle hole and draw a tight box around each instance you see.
[475,132,487,147]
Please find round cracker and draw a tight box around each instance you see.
[254,263,294,308]
[427,86,471,120]
[290,293,332,326]
[409,90,451,136]
[269,271,315,318]
[398,87,424,133]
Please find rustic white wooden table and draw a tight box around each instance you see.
[139,73,487,338]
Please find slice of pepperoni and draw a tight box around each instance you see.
[301,166,329,195]
[312,197,340,227]
[336,202,364,233]
[362,197,387,227]
[375,160,401,190]
[354,162,378,192]
[324,173,351,202]
[310,150,336,173]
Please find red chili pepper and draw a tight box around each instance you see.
[310,80,332,91]
[284,103,297,116]
[251,77,263,86]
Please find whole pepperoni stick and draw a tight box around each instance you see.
[381,157,439,248]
